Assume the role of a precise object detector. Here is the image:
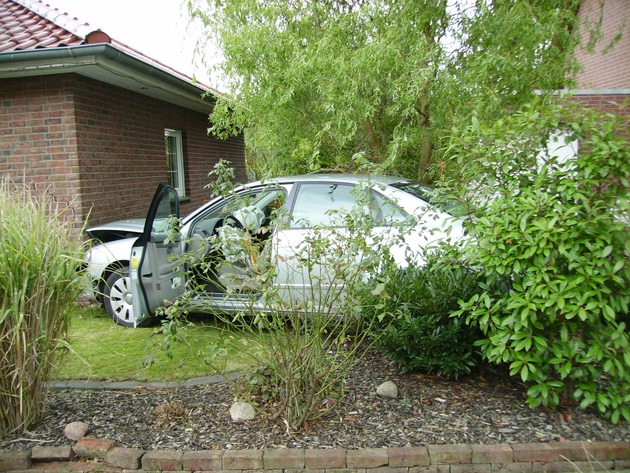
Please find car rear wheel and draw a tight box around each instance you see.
[103,268,135,327]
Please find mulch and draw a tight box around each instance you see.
[1,349,628,451]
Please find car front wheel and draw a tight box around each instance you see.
[103,268,136,327]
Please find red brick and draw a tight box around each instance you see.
[512,444,555,463]
[347,448,389,468]
[326,469,363,473]
[428,444,472,464]
[472,444,513,464]
[452,464,492,473]
[371,468,409,473]
[549,441,594,461]
[410,466,451,473]
[73,437,116,459]
[105,447,145,470]
[389,446,430,467]
[31,446,75,462]
[592,441,630,461]
[491,462,533,473]
[264,448,305,469]
[25,461,119,471]
[304,448,346,468]
[532,460,613,473]
[141,450,183,471]
[0,451,31,471]
[180,450,222,471]
[223,449,264,470]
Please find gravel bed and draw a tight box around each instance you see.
[1,350,628,451]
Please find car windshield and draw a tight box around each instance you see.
[391,182,464,217]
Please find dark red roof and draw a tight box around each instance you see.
[0,0,87,52]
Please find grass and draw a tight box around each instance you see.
[55,303,265,382]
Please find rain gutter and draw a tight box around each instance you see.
[0,44,217,112]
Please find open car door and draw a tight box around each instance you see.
[129,183,184,326]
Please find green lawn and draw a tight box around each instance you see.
[56,304,263,382]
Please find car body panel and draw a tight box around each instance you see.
[130,183,184,325]
[85,219,145,244]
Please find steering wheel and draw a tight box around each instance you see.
[214,215,244,233]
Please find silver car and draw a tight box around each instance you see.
[84,174,464,327]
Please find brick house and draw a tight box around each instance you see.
[571,0,629,124]
[0,0,246,235]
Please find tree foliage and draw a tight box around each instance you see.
[190,0,581,182]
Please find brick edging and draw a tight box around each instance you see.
[0,440,629,472]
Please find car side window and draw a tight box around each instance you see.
[151,186,179,237]
[290,183,355,228]
[192,188,287,234]
[290,183,409,228]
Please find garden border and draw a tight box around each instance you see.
[1,439,629,473]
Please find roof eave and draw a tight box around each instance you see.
[0,44,216,114]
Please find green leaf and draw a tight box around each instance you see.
[520,363,529,382]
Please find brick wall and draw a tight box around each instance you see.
[574,0,630,89]
[75,77,244,224]
[1,440,628,472]
[568,93,629,114]
[567,92,630,134]
[71,74,246,228]
[0,75,82,229]
[0,74,246,234]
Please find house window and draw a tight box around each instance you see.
[165,129,185,196]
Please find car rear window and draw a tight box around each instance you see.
[391,182,464,217]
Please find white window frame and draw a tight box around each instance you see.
[165,129,186,197]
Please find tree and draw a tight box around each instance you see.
[190,0,581,182]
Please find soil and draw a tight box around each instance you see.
[1,349,628,451]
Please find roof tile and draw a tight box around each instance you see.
[0,0,85,50]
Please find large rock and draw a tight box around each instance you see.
[230,402,256,422]
[64,421,90,441]
[376,381,399,399]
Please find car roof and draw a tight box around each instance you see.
[246,173,412,188]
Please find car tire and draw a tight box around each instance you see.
[103,268,136,327]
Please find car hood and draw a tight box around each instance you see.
[86,219,146,244]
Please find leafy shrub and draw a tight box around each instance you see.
[362,251,484,379]
[0,180,85,436]
[449,100,630,423]
[158,164,391,431]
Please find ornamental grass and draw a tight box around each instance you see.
[0,179,85,436]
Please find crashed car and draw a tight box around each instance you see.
[83,174,465,327]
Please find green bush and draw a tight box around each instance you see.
[0,180,85,436]
[449,100,630,423]
[362,251,484,379]
[158,166,390,431]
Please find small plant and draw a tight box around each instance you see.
[449,100,630,423]
[361,248,484,379]
[0,179,86,436]
[153,400,187,426]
